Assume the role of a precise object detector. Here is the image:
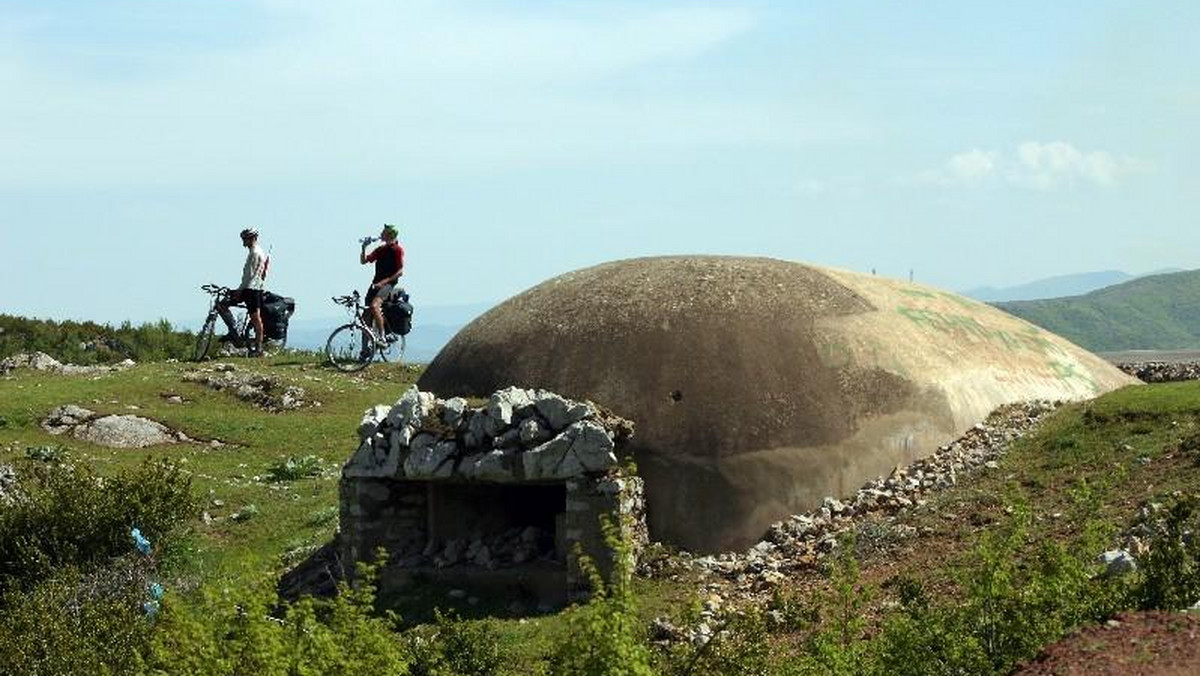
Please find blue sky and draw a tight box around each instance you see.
[1,1,1196,325]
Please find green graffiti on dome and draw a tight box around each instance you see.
[895,305,1065,356]
[1048,360,1100,394]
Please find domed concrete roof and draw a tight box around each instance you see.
[418,256,1136,552]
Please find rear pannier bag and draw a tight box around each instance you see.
[384,298,413,336]
[260,291,295,341]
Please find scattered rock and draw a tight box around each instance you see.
[0,464,18,506]
[183,365,314,411]
[0,351,135,376]
[1099,550,1137,576]
[1118,361,1200,383]
[41,404,186,448]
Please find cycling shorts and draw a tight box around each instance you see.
[365,282,399,306]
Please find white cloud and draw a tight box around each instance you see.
[904,141,1149,189]
[946,149,997,181]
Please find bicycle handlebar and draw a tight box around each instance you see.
[201,284,233,296]
[332,290,362,308]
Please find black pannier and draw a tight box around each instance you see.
[260,291,295,341]
[383,294,413,336]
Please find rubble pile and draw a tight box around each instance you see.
[1117,361,1200,383]
[661,400,1061,595]
[344,385,633,481]
[0,351,135,376]
[183,363,313,411]
[394,525,556,570]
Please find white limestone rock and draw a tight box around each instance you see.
[533,391,594,431]
[73,415,178,448]
[357,404,392,440]
[565,420,617,472]
[404,439,457,479]
[522,435,572,480]
[387,386,436,428]
[442,397,469,429]
[1099,550,1137,576]
[468,450,518,482]
[487,386,535,428]
[343,439,381,477]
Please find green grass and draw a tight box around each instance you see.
[0,353,420,588]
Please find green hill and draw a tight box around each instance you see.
[995,268,1200,352]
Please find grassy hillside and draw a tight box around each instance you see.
[4,354,1200,673]
[996,268,1200,352]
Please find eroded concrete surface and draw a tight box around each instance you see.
[418,256,1136,552]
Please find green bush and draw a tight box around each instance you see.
[24,444,70,463]
[144,562,410,676]
[1130,495,1200,610]
[549,517,655,676]
[0,458,195,595]
[0,314,194,365]
[407,609,512,676]
[0,558,154,676]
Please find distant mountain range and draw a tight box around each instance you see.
[962,268,1183,302]
[995,269,1200,352]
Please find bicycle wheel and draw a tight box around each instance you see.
[376,333,406,364]
[325,323,373,372]
[193,315,217,361]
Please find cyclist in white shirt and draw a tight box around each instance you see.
[217,228,268,356]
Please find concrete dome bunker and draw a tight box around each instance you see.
[418,256,1136,553]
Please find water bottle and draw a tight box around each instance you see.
[359,236,376,246]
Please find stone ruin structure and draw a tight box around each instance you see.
[418,255,1139,553]
[340,386,646,604]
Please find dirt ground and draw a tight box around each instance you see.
[1013,611,1200,676]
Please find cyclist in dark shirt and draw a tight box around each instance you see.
[360,223,405,341]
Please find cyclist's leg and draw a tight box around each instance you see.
[216,289,242,335]
[369,295,387,343]
[246,290,265,355]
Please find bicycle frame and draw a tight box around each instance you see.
[325,290,405,371]
[193,284,252,360]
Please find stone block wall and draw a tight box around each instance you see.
[339,385,646,601]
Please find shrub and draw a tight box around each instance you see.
[0,557,154,676]
[143,562,410,676]
[1130,495,1200,610]
[0,458,195,595]
[549,516,655,676]
[24,444,70,463]
[407,609,511,676]
[660,608,772,676]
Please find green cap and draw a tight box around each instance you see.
[382,223,399,237]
